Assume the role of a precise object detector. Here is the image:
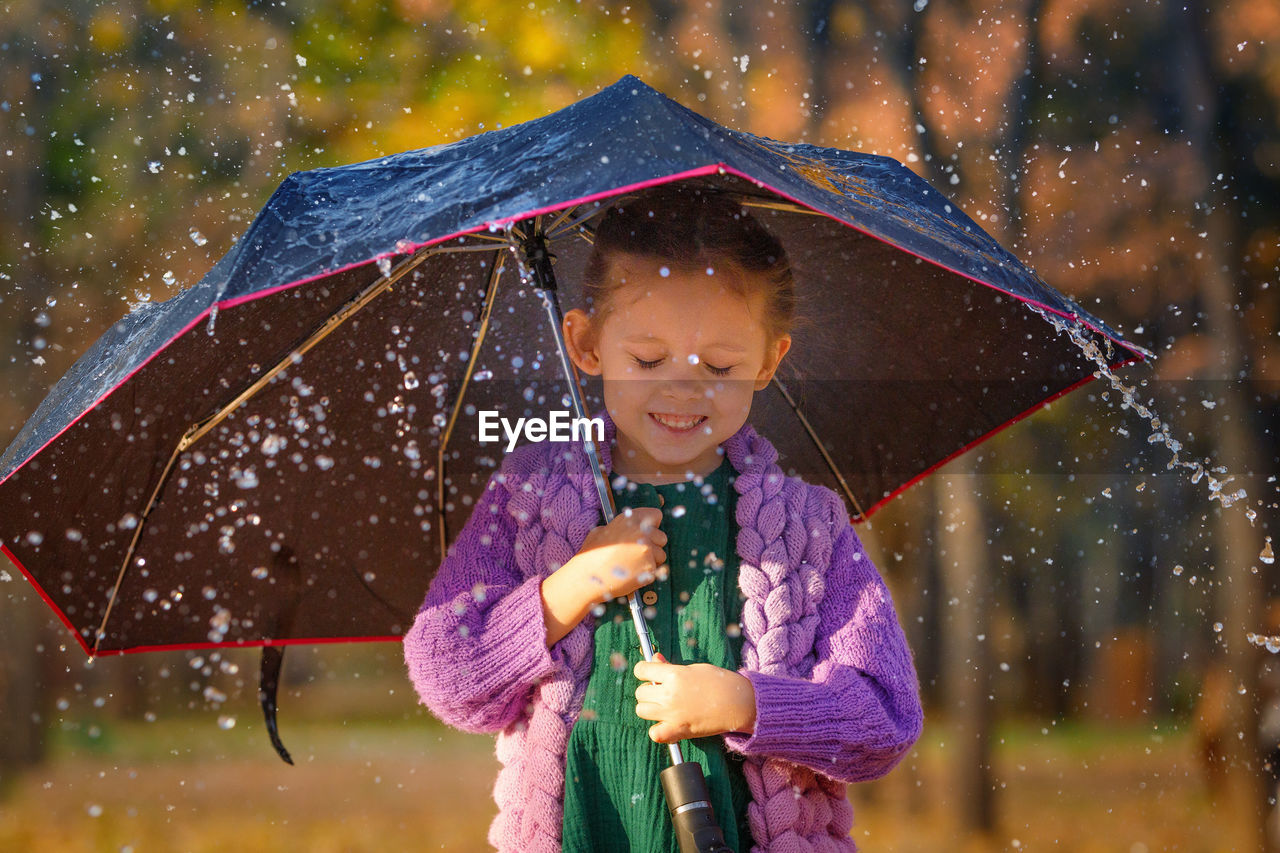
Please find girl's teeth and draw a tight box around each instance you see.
[653,413,705,429]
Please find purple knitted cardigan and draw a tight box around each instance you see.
[403,409,923,852]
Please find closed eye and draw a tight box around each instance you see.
[631,356,733,376]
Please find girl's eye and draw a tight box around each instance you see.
[630,356,733,376]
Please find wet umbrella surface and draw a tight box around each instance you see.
[0,74,1146,663]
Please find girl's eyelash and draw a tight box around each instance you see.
[631,356,732,376]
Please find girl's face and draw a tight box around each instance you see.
[564,252,790,484]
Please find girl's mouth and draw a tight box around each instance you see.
[649,412,707,432]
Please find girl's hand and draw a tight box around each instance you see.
[633,654,757,743]
[571,506,668,601]
[540,506,667,647]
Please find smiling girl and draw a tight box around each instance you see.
[404,185,922,852]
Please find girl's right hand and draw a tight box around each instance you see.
[572,506,668,602]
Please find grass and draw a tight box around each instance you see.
[0,698,1253,852]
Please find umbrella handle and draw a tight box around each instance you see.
[661,762,735,853]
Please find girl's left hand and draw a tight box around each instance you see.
[633,654,757,743]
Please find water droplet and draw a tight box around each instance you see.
[251,567,269,580]
[143,589,158,603]
[1172,564,1184,576]
[670,505,686,518]
[315,454,335,471]
[87,804,103,818]
[217,714,237,730]
[1261,537,1275,565]
[377,256,393,278]
[24,530,43,546]
[609,651,627,672]
[189,229,208,246]
[260,434,286,456]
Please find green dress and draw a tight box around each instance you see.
[561,455,755,852]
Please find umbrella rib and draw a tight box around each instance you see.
[738,198,826,216]
[91,247,443,656]
[546,205,606,242]
[435,247,506,566]
[770,376,868,523]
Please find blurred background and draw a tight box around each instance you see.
[1,0,1277,850]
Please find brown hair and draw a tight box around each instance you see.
[579,183,796,344]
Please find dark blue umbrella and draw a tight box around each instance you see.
[0,73,1144,669]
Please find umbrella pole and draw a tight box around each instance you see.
[517,220,732,853]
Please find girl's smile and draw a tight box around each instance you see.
[564,253,790,485]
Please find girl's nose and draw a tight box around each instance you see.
[662,375,702,400]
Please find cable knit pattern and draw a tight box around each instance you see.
[404,409,923,852]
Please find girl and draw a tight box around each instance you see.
[403,185,923,852]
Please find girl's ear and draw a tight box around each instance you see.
[753,333,791,391]
[564,309,603,375]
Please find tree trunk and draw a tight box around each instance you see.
[938,473,997,834]
[1168,3,1269,848]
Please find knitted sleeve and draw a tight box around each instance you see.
[723,491,924,783]
[402,469,559,734]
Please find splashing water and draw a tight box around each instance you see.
[1029,305,1275,649]
[1033,304,1249,510]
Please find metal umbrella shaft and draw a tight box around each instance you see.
[519,223,732,853]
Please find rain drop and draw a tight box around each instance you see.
[217,715,237,730]
[1261,537,1275,565]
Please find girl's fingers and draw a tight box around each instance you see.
[634,659,673,682]
[649,722,680,744]
[634,701,662,721]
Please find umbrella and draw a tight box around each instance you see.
[1,74,1145,817]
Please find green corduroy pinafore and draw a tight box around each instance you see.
[562,455,754,852]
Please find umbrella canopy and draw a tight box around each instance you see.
[0,74,1147,657]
